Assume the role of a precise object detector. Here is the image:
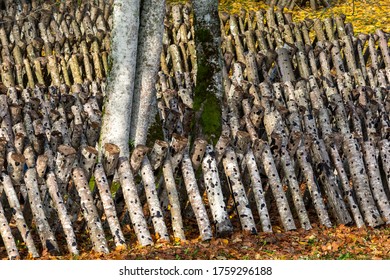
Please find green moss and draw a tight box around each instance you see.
[194,28,213,44]
[111,181,121,198]
[89,176,95,191]
[193,53,222,145]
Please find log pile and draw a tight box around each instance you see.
[0,1,390,259]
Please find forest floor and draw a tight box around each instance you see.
[2,206,390,260]
[219,0,390,34]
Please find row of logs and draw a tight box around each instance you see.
[1,3,390,260]
[0,0,112,89]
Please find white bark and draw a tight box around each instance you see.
[162,154,185,240]
[181,151,213,241]
[130,0,166,146]
[46,172,79,255]
[73,167,109,253]
[0,200,19,259]
[140,156,170,242]
[25,168,59,254]
[1,173,39,257]
[117,157,153,246]
[245,148,273,232]
[222,147,257,234]
[202,144,233,236]
[94,164,126,246]
[100,0,140,157]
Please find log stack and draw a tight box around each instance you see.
[0,1,389,259]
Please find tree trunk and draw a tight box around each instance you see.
[99,0,140,157]
[130,0,166,146]
[192,0,224,140]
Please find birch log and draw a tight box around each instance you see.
[362,141,390,224]
[0,200,19,259]
[140,156,169,242]
[73,167,109,253]
[181,150,213,240]
[296,145,332,227]
[202,144,233,236]
[117,157,153,246]
[326,144,362,220]
[25,168,59,254]
[259,142,296,231]
[46,172,79,255]
[343,135,383,227]
[245,148,273,232]
[222,147,257,234]
[162,153,186,240]
[1,173,39,257]
[94,164,126,246]
[280,147,312,230]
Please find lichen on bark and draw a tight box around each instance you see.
[192,0,224,144]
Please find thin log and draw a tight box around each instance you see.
[296,144,332,227]
[202,144,233,237]
[94,164,126,246]
[25,168,59,254]
[245,148,273,232]
[102,143,120,177]
[181,150,213,241]
[46,171,79,255]
[149,139,168,170]
[191,138,207,171]
[140,156,169,242]
[0,200,20,259]
[117,157,153,246]
[162,153,185,240]
[54,144,77,195]
[72,167,109,253]
[222,147,257,234]
[1,173,39,257]
[130,145,149,174]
